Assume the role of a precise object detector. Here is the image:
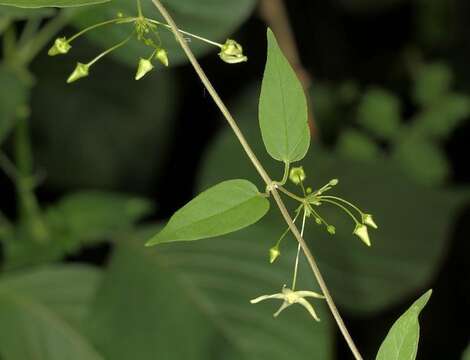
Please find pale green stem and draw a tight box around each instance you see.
[68,17,134,43]
[275,206,301,247]
[149,1,363,359]
[18,18,41,47]
[87,35,133,67]
[291,209,307,290]
[137,0,144,17]
[146,18,223,48]
[0,17,11,36]
[319,195,364,216]
[277,186,305,202]
[319,198,360,225]
[307,204,331,228]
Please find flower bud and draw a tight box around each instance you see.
[135,58,154,80]
[327,225,336,235]
[353,224,371,246]
[155,48,169,67]
[218,39,248,64]
[48,37,71,56]
[67,63,89,83]
[362,214,378,229]
[269,246,281,263]
[329,179,339,186]
[289,167,306,185]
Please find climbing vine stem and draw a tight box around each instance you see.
[149,0,363,359]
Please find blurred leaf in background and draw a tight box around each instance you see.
[2,191,152,269]
[72,0,257,67]
[0,265,102,360]
[87,227,333,360]
[0,0,109,8]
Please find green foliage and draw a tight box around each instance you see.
[0,5,53,17]
[0,66,29,145]
[147,180,270,245]
[2,191,152,269]
[259,29,310,163]
[72,0,256,67]
[357,87,402,140]
[0,0,109,8]
[200,88,465,313]
[463,344,470,360]
[105,229,333,359]
[337,129,382,162]
[413,62,453,106]
[0,265,102,360]
[376,290,432,360]
[393,136,450,186]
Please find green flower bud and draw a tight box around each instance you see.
[354,224,371,246]
[218,39,248,64]
[135,58,154,80]
[155,48,169,67]
[48,37,72,56]
[362,214,378,229]
[329,179,339,186]
[306,187,312,194]
[67,63,89,84]
[315,218,322,225]
[289,166,306,185]
[269,246,280,263]
[327,225,336,235]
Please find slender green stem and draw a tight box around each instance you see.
[291,209,307,290]
[280,161,290,186]
[319,195,363,216]
[307,204,331,227]
[69,17,134,43]
[150,1,363,359]
[277,186,305,202]
[18,18,41,47]
[275,207,301,247]
[0,17,11,36]
[0,152,19,182]
[146,18,223,47]
[3,24,16,61]
[137,0,144,17]
[88,34,133,66]
[319,198,360,225]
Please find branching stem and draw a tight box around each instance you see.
[149,1,363,359]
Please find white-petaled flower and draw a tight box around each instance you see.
[362,213,378,229]
[218,39,248,64]
[48,37,72,56]
[289,166,306,185]
[250,286,325,321]
[353,224,371,246]
[67,63,89,83]
[135,58,154,80]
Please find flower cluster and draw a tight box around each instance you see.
[48,0,248,83]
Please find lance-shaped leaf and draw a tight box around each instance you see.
[376,290,432,360]
[0,0,109,8]
[259,28,310,163]
[146,179,269,245]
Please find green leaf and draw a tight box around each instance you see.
[72,0,256,67]
[147,179,269,245]
[357,87,402,140]
[199,85,466,313]
[413,62,453,107]
[0,265,103,360]
[259,28,310,163]
[0,5,54,17]
[463,344,470,360]
[413,93,470,139]
[393,136,450,187]
[0,0,110,8]
[0,65,29,145]
[3,191,152,269]
[337,129,382,162]
[376,290,432,360]
[88,231,332,360]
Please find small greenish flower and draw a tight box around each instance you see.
[353,224,371,246]
[250,286,325,321]
[48,37,72,56]
[289,166,306,185]
[327,225,336,235]
[156,48,169,67]
[362,214,378,229]
[269,245,281,264]
[67,63,89,83]
[329,179,339,186]
[135,58,154,80]
[218,39,248,64]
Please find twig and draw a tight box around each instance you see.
[149,1,363,359]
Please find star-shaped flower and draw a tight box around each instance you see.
[250,286,325,321]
